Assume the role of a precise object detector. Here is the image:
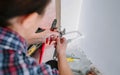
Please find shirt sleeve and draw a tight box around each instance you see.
[2,50,59,75]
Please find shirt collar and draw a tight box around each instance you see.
[0,27,28,53]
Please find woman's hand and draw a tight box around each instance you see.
[56,37,73,75]
[56,37,67,55]
[27,29,59,45]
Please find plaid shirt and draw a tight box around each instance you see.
[0,27,59,75]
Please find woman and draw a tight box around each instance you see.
[0,0,73,75]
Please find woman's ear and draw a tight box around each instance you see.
[20,12,39,28]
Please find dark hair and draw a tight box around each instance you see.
[0,0,51,27]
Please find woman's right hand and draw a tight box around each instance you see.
[56,37,73,75]
[56,37,67,55]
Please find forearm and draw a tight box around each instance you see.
[58,53,73,75]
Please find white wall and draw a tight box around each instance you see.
[79,0,120,75]
[61,0,82,33]
[61,0,120,75]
